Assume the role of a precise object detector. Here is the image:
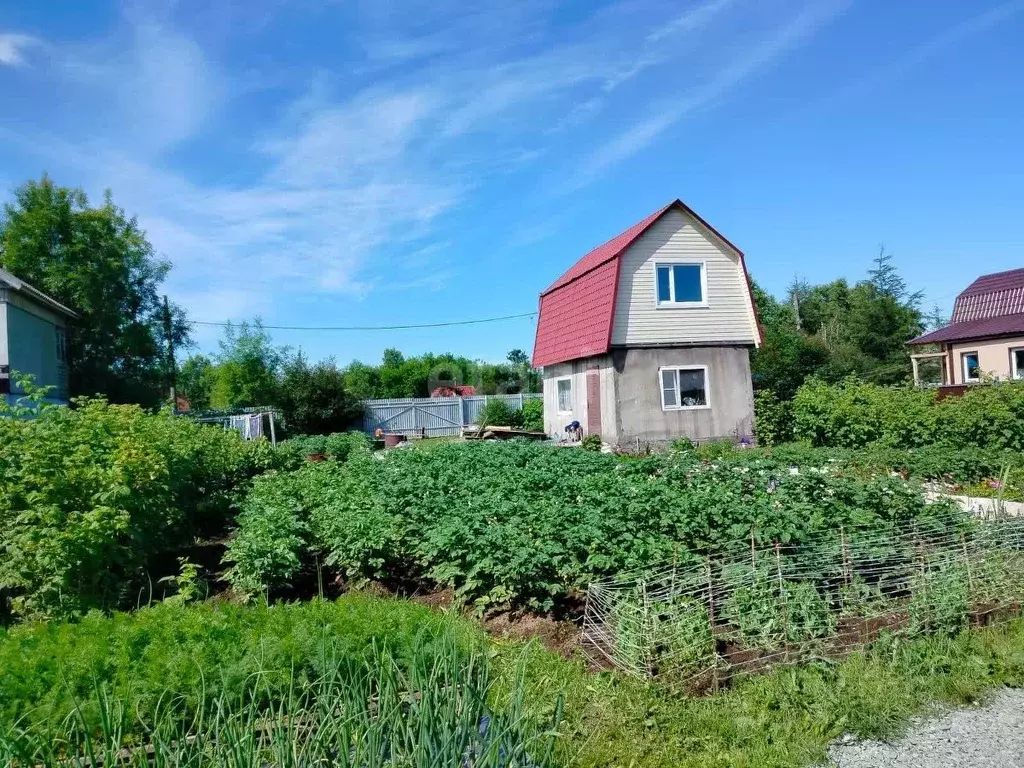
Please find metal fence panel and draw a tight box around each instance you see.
[361,393,541,436]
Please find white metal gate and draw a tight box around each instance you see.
[361,393,541,436]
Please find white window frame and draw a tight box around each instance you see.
[653,260,709,308]
[659,365,711,411]
[961,351,981,383]
[555,376,573,414]
[1010,347,1024,380]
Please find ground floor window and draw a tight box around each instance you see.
[961,351,981,382]
[1012,348,1024,380]
[556,377,572,412]
[660,366,709,410]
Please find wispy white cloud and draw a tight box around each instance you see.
[361,34,457,64]
[816,1,1024,108]
[560,0,852,192]
[647,0,739,43]
[580,112,681,180]
[0,33,40,66]
[262,88,438,186]
[58,22,222,154]
[2,0,852,334]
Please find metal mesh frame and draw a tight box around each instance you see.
[582,509,1024,691]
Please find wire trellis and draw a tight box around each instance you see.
[581,508,1024,692]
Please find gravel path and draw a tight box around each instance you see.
[824,687,1024,768]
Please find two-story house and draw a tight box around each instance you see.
[0,268,77,405]
[532,200,762,446]
[908,267,1024,387]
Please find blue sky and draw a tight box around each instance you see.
[1,0,1022,365]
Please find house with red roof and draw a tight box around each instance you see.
[909,268,1024,387]
[532,200,762,446]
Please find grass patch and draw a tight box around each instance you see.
[494,618,1024,768]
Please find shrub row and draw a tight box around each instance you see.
[0,398,281,620]
[790,378,1024,450]
[715,441,1022,489]
[476,398,544,432]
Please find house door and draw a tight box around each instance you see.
[586,368,602,436]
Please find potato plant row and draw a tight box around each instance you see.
[225,442,963,611]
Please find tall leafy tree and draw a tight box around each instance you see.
[506,348,529,367]
[752,250,925,396]
[0,176,188,405]
[209,320,286,408]
[177,354,215,411]
[278,355,361,434]
[750,283,830,399]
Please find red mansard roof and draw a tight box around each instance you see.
[532,200,761,368]
[910,267,1024,345]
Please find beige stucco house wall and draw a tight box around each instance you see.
[947,338,1024,384]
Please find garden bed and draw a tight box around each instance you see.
[223,441,961,613]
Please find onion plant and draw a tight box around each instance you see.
[0,635,562,768]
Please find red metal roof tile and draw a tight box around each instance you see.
[541,204,673,295]
[533,259,620,367]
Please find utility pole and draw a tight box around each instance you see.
[163,295,177,413]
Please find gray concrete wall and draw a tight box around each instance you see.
[607,345,754,446]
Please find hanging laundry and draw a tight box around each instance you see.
[229,415,248,437]
[191,410,274,444]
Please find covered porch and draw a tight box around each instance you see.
[910,351,949,388]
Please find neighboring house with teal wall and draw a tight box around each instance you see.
[0,268,77,405]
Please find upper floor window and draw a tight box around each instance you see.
[55,328,68,364]
[655,263,705,306]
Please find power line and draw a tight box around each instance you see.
[188,311,538,332]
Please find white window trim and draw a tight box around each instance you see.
[1010,347,1024,380]
[659,365,711,411]
[961,351,981,383]
[555,376,573,414]
[653,260,709,309]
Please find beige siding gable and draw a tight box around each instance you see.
[610,207,758,346]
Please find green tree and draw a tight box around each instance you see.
[278,355,361,435]
[867,245,923,304]
[0,176,188,405]
[177,354,215,411]
[751,249,925,398]
[751,282,830,400]
[342,361,380,401]
[209,320,285,408]
[506,348,529,367]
